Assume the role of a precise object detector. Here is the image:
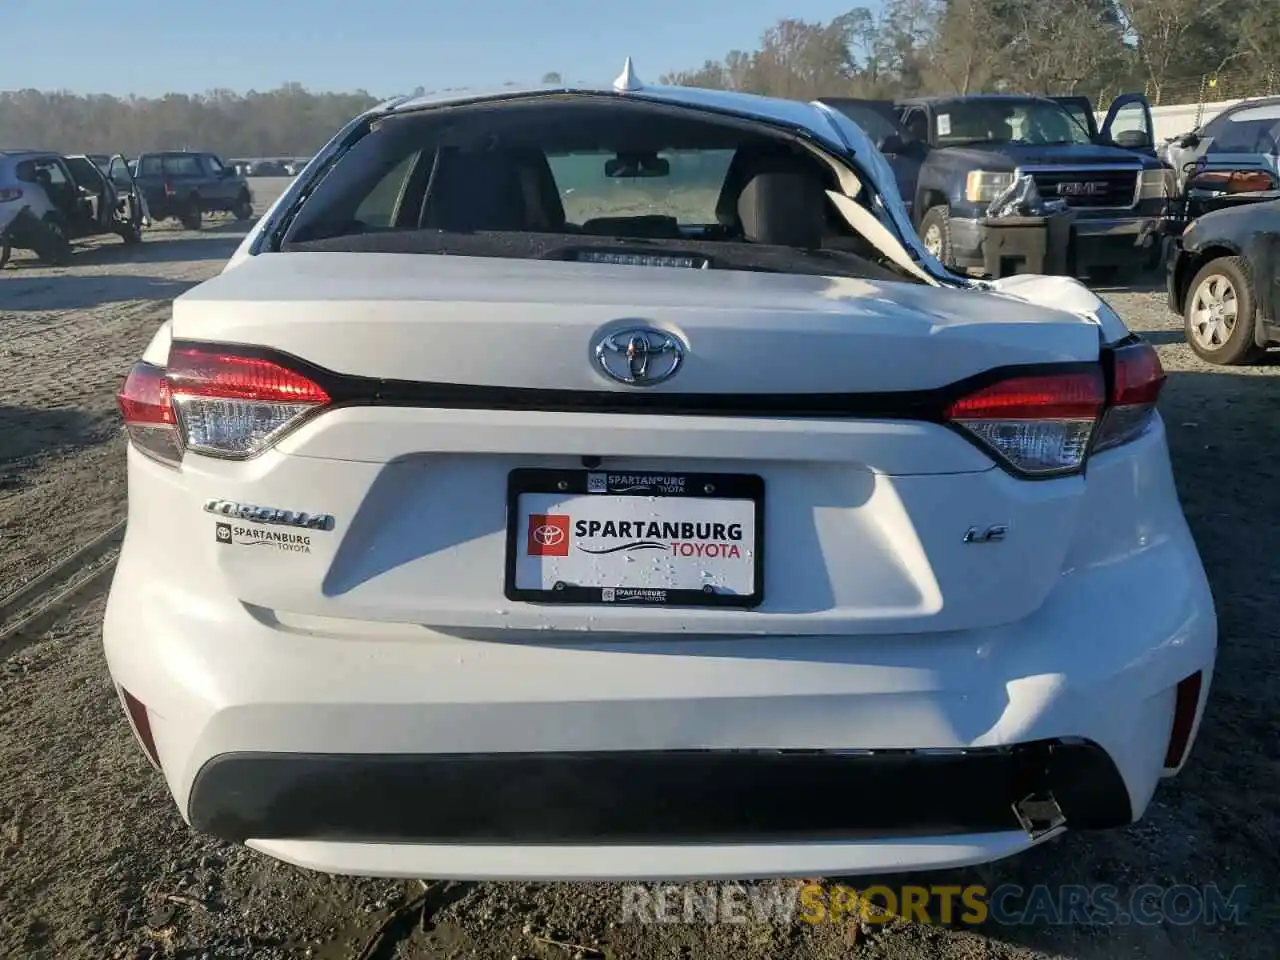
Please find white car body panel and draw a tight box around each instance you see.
[108,76,1216,880]
[182,252,1100,389]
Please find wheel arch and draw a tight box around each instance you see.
[916,190,949,228]
[1174,243,1241,314]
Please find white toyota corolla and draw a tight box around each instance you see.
[104,65,1216,881]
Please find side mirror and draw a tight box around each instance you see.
[1177,132,1202,149]
[877,134,908,155]
[1112,129,1153,150]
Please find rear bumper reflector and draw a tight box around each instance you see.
[119,686,162,771]
[1164,670,1204,768]
[188,740,1131,844]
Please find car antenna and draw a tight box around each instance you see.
[613,57,643,93]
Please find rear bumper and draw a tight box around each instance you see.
[189,741,1130,845]
[102,423,1217,879]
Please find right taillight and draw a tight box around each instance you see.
[945,341,1166,478]
[1093,340,1166,453]
[945,369,1106,477]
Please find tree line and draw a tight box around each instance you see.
[661,0,1280,108]
[2,1,1278,158]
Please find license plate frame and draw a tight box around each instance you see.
[504,468,765,609]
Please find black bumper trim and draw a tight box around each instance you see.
[188,740,1132,844]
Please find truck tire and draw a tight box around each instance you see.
[0,238,10,270]
[1087,265,1122,285]
[1183,256,1264,365]
[118,222,142,245]
[919,206,953,266]
[233,194,253,221]
[181,198,203,231]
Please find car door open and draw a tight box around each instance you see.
[1101,93,1157,156]
[109,154,151,227]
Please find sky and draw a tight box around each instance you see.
[4,0,866,98]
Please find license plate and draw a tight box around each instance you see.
[505,469,764,608]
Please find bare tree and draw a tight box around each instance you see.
[541,72,562,84]
[926,0,1007,95]
[1113,0,1231,103]
[1007,0,1127,95]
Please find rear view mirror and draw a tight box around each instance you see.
[605,154,670,178]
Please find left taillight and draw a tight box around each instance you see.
[116,345,331,465]
[0,187,23,203]
[116,360,184,468]
[165,345,330,459]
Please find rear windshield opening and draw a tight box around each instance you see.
[280,96,912,282]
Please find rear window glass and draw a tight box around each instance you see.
[1208,107,1280,154]
[164,155,203,176]
[545,149,735,224]
[286,99,843,245]
[275,97,922,285]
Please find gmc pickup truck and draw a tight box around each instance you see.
[132,151,254,229]
[821,93,1174,282]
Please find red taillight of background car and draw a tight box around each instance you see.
[165,345,330,459]
[163,182,175,199]
[0,187,23,203]
[945,369,1106,476]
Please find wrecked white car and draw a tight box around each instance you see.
[106,65,1214,880]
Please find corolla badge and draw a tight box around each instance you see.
[594,327,684,386]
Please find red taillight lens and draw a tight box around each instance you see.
[163,182,175,198]
[0,187,22,202]
[945,369,1106,476]
[116,361,184,468]
[166,345,330,458]
[1094,341,1166,453]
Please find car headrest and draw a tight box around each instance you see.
[714,143,803,228]
[736,169,827,248]
[422,148,565,232]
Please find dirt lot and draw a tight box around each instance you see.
[1,180,1277,959]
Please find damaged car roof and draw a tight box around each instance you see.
[383,59,854,152]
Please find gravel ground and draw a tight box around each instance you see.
[1,181,1277,959]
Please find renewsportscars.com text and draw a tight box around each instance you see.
[619,883,1250,927]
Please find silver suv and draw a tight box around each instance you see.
[0,150,149,268]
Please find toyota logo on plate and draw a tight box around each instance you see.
[594,326,685,386]
[533,524,565,546]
